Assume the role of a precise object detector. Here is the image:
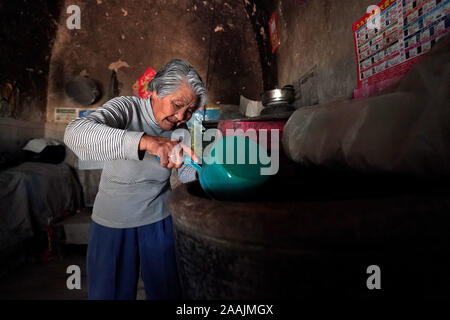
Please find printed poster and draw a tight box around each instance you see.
[353,0,450,97]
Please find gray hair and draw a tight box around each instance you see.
[149,59,207,109]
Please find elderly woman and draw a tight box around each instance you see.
[64,59,206,300]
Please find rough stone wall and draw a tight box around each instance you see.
[46,0,263,123]
[275,0,373,106]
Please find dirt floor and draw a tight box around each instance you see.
[0,245,145,300]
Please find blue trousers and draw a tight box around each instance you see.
[86,215,181,300]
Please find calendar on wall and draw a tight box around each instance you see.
[353,0,450,98]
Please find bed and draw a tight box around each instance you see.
[0,161,83,272]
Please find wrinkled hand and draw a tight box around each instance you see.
[139,135,199,169]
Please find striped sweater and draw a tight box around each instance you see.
[64,96,196,228]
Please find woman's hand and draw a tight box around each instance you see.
[139,135,198,169]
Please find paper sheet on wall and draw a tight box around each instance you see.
[55,107,97,123]
[55,108,77,122]
[353,0,450,98]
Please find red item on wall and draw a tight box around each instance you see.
[132,66,157,99]
[269,12,280,53]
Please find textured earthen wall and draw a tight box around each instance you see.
[0,1,62,151]
[43,0,264,206]
[46,0,263,123]
[276,0,373,106]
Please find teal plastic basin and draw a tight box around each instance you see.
[158,135,272,200]
[186,135,271,200]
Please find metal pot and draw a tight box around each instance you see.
[65,76,101,106]
[261,85,295,107]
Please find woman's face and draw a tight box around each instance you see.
[151,84,199,131]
